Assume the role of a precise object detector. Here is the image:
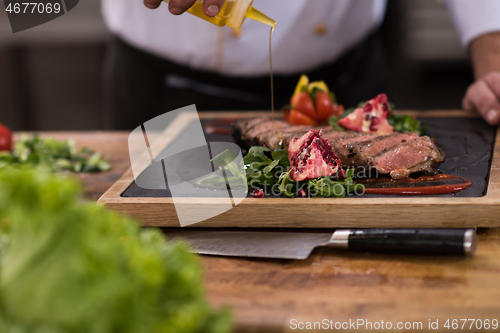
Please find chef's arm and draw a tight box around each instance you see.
[443,0,500,125]
[143,0,226,16]
[463,32,500,125]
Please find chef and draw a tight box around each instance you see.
[101,0,500,129]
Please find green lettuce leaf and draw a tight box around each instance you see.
[0,167,231,333]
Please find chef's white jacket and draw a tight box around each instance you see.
[102,0,500,77]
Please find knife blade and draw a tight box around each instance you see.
[164,228,476,260]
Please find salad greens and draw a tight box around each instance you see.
[197,146,364,198]
[0,134,111,173]
[244,146,364,198]
[244,147,290,187]
[277,167,364,198]
[0,167,231,333]
[195,149,247,189]
[387,113,428,135]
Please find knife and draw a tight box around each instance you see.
[163,228,477,260]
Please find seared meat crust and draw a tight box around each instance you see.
[232,117,445,179]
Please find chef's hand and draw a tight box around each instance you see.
[463,32,500,126]
[463,72,500,126]
[143,0,226,17]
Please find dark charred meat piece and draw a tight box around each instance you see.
[370,136,445,179]
[279,127,323,149]
[232,117,268,148]
[344,132,419,167]
[255,125,309,150]
[242,120,289,143]
[233,117,269,136]
[278,130,313,150]
[288,130,341,182]
[331,134,378,166]
[232,117,268,136]
[321,130,368,143]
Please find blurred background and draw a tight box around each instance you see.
[0,0,473,131]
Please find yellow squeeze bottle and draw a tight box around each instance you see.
[162,0,275,29]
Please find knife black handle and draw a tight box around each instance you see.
[330,229,476,256]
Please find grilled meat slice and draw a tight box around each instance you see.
[279,127,323,149]
[232,117,268,147]
[255,125,309,150]
[234,119,289,148]
[243,120,288,143]
[370,136,445,179]
[321,130,366,143]
[329,133,378,166]
[344,132,419,167]
[232,117,268,136]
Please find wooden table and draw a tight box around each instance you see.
[43,132,500,333]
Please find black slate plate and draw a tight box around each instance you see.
[122,117,495,198]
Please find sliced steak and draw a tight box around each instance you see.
[329,133,378,166]
[345,132,419,167]
[256,125,309,150]
[231,117,445,179]
[241,120,289,147]
[232,117,268,136]
[321,130,366,143]
[279,127,324,149]
[232,117,268,147]
[243,120,288,139]
[370,136,445,179]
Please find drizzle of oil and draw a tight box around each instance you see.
[270,26,275,131]
[214,27,226,72]
[244,7,276,131]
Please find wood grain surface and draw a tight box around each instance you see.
[24,119,500,333]
[98,111,500,228]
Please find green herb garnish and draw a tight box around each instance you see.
[387,113,428,135]
[0,134,111,172]
[244,146,289,187]
[196,149,247,189]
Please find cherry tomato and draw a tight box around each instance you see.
[0,123,12,152]
[292,91,316,121]
[332,104,345,117]
[315,90,335,123]
[287,109,317,126]
[283,108,291,123]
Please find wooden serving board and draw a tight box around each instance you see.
[98,110,500,228]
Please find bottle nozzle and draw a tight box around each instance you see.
[245,7,276,28]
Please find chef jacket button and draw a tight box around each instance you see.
[231,28,244,38]
[314,23,327,35]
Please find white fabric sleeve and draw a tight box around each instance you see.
[444,0,500,48]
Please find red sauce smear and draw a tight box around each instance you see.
[357,174,472,195]
[204,119,237,135]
